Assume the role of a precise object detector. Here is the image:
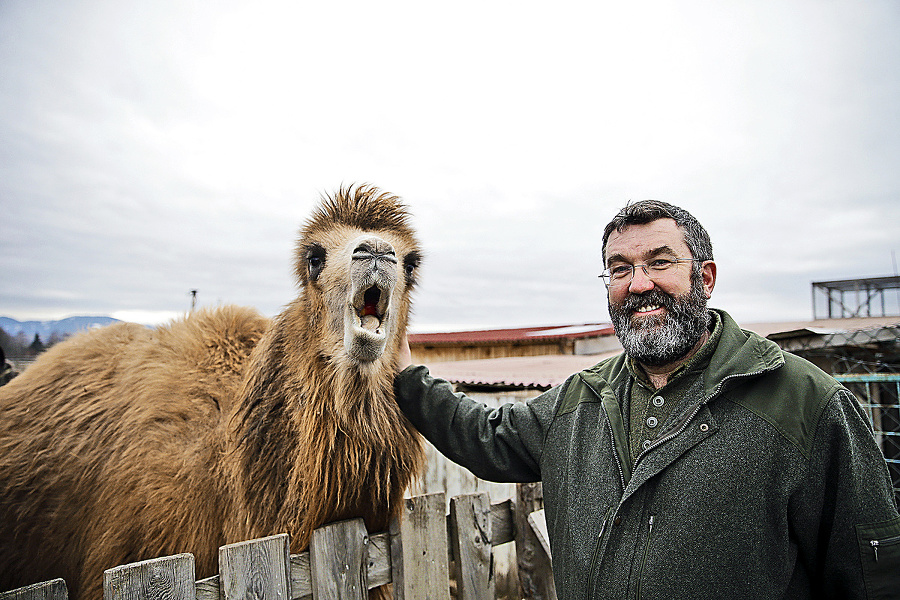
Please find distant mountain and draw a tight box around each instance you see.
[0,316,121,340]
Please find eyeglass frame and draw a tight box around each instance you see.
[599,257,705,288]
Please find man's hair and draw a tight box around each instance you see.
[602,200,714,265]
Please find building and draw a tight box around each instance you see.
[409,323,619,363]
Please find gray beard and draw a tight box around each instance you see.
[609,277,710,367]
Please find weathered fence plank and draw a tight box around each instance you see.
[515,482,556,600]
[287,553,311,599]
[0,579,67,600]
[194,575,222,600]
[104,554,196,600]
[8,489,551,600]
[310,518,368,600]
[390,492,450,600]
[527,509,552,560]
[366,532,392,589]
[219,534,290,600]
[449,492,494,600]
[489,499,515,546]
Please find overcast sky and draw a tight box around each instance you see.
[1,0,898,331]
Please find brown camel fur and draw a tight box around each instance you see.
[0,185,426,599]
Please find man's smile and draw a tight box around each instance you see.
[633,303,663,315]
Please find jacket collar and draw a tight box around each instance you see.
[580,308,784,404]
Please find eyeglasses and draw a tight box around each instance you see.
[599,257,703,288]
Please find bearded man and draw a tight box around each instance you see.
[394,200,900,599]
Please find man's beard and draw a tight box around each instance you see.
[609,275,710,367]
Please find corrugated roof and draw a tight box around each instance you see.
[409,323,615,345]
[741,316,900,339]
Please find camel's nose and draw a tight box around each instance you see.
[351,236,397,265]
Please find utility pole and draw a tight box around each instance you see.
[189,290,198,313]
[893,251,899,313]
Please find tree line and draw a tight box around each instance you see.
[0,327,68,358]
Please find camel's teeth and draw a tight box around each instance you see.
[360,314,381,331]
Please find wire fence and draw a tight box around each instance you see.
[836,373,900,504]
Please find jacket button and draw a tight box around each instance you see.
[700,423,709,432]
[642,440,652,451]
[646,416,658,428]
[652,395,665,407]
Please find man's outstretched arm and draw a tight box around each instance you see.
[394,336,556,483]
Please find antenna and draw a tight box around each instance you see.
[894,251,899,313]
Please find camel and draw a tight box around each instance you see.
[0,185,426,600]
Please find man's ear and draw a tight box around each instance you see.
[701,261,716,299]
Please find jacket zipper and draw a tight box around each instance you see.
[582,377,628,491]
[870,533,900,561]
[584,377,626,595]
[588,508,613,594]
[635,514,655,600]
[605,413,628,491]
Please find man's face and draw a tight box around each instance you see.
[604,219,716,367]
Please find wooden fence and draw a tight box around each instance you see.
[0,485,555,600]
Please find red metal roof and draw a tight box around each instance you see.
[409,323,615,345]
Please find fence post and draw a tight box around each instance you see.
[0,579,67,600]
[449,492,494,600]
[104,554,196,600]
[219,534,291,600]
[310,518,368,600]
[515,482,556,600]
[390,492,450,600]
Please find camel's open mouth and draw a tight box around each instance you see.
[356,285,387,333]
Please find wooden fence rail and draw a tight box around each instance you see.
[1,486,555,600]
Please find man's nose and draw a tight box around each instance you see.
[628,266,655,294]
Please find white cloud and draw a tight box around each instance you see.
[110,310,183,327]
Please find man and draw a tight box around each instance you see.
[395,200,900,599]
[0,347,16,387]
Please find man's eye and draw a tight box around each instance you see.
[610,265,632,277]
[649,258,675,270]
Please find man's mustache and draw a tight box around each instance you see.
[621,289,676,313]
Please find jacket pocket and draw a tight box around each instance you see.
[856,515,900,600]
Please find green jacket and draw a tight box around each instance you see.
[0,363,15,387]
[395,309,900,599]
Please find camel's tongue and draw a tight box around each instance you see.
[361,303,381,331]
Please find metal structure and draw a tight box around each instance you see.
[812,275,900,319]
[836,373,900,502]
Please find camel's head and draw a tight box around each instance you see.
[294,185,421,367]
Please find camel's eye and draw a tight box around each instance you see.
[403,252,420,286]
[306,245,326,281]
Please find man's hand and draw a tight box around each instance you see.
[398,334,413,372]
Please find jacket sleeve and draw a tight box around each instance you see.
[394,364,560,483]
[792,387,900,598]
